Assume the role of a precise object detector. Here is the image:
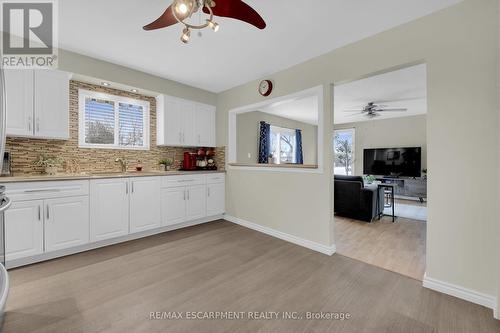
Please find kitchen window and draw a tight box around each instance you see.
[270,125,296,164]
[78,89,150,150]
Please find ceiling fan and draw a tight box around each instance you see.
[143,0,266,44]
[344,102,408,118]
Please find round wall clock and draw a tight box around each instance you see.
[259,80,273,97]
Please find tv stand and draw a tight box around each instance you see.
[376,177,427,201]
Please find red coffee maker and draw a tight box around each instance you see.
[183,152,197,170]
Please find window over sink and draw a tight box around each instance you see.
[78,89,150,150]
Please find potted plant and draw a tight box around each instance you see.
[363,175,377,185]
[33,155,64,175]
[159,158,174,171]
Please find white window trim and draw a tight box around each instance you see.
[333,128,355,176]
[78,89,150,150]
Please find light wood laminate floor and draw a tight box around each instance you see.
[5,220,498,333]
[335,215,426,281]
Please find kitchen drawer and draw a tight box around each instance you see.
[162,175,206,188]
[206,173,225,184]
[5,180,90,201]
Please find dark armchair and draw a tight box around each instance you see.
[334,175,384,222]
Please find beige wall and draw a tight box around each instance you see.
[59,50,216,105]
[217,0,499,300]
[334,115,427,176]
[497,0,500,319]
[236,111,318,165]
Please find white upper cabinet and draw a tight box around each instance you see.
[157,94,215,147]
[4,69,34,137]
[194,103,215,147]
[34,70,70,139]
[5,69,70,139]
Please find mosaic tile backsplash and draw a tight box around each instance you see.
[5,80,225,175]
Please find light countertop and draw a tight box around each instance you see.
[0,170,225,183]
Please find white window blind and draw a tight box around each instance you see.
[78,89,150,150]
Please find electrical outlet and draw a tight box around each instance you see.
[248,153,252,159]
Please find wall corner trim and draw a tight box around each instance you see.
[423,273,497,315]
[224,215,336,256]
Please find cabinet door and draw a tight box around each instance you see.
[130,177,161,233]
[90,179,129,242]
[186,185,206,220]
[5,200,43,261]
[34,70,70,139]
[44,196,89,252]
[207,182,225,216]
[194,104,215,147]
[164,97,183,146]
[181,101,196,146]
[161,187,186,226]
[5,69,34,137]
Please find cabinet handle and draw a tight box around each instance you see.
[46,204,49,220]
[187,189,190,200]
[131,182,134,194]
[38,205,41,221]
[36,118,40,132]
[27,117,32,132]
[207,187,210,197]
[179,132,182,142]
[182,132,185,143]
[183,190,186,201]
[126,182,129,194]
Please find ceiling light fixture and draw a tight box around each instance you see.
[144,0,267,44]
[171,0,218,44]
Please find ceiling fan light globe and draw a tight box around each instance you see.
[181,28,191,43]
[208,20,219,32]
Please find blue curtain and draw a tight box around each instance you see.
[295,129,304,164]
[258,121,271,164]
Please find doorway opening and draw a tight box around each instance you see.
[333,63,428,281]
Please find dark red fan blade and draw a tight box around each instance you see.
[143,5,178,30]
[203,0,266,29]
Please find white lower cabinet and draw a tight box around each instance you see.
[5,200,44,261]
[90,178,129,242]
[162,187,187,226]
[129,177,161,233]
[161,185,206,225]
[5,174,224,267]
[44,196,89,252]
[207,182,225,216]
[186,185,207,220]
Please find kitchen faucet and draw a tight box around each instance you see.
[115,158,128,172]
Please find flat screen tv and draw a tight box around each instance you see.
[363,147,421,177]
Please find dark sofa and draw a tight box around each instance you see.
[334,175,384,222]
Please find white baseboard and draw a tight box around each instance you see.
[224,215,336,256]
[7,215,224,269]
[423,273,497,314]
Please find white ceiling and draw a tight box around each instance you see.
[260,95,318,125]
[59,0,462,93]
[334,64,427,124]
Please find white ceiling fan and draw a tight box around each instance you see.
[344,102,407,118]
